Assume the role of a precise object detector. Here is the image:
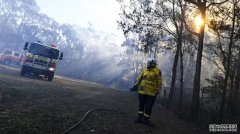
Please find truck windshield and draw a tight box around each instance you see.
[28,43,60,60]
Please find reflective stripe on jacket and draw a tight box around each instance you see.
[137,67,162,96]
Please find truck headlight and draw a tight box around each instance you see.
[49,67,55,71]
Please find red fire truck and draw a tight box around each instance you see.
[0,49,24,65]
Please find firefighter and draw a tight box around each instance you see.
[132,58,162,126]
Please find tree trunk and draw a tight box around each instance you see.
[179,47,184,110]
[167,0,182,109]
[164,89,167,107]
[230,51,240,115]
[190,7,206,121]
[167,38,180,109]
[178,16,184,110]
[228,76,234,113]
[201,88,205,114]
[219,1,236,122]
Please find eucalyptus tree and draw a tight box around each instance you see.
[118,39,146,82]
[155,0,186,109]
[118,0,190,111]
[183,0,229,121]
[0,0,55,50]
[118,0,163,56]
[218,0,240,121]
[207,0,240,118]
[0,0,20,48]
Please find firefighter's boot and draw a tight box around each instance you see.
[134,114,143,123]
[142,116,155,127]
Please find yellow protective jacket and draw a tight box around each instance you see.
[136,67,162,96]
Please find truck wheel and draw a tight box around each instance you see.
[20,66,26,76]
[48,73,54,81]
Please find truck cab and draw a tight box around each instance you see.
[21,42,63,81]
[0,49,23,65]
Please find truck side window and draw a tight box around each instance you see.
[4,50,12,55]
[14,53,20,57]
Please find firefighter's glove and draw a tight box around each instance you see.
[130,84,139,92]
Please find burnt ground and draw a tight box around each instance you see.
[0,65,207,134]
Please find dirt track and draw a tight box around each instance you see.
[0,65,205,134]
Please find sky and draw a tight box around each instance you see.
[35,0,124,41]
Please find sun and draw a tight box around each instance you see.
[195,15,204,31]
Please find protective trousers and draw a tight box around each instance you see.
[138,94,156,119]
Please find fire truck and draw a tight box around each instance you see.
[21,41,63,81]
[0,49,24,65]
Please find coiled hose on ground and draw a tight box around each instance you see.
[61,108,136,134]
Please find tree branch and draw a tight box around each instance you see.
[181,2,199,36]
[163,20,177,37]
[142,23,177,38]
[185,0,199,7]
[172,0,179,34]
[206,0,229,9]
[202,55,225,74]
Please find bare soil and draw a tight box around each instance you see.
[0,65,207,134]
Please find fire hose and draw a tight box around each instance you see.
[61,108,136,134]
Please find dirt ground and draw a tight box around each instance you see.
[0,65,207,134]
